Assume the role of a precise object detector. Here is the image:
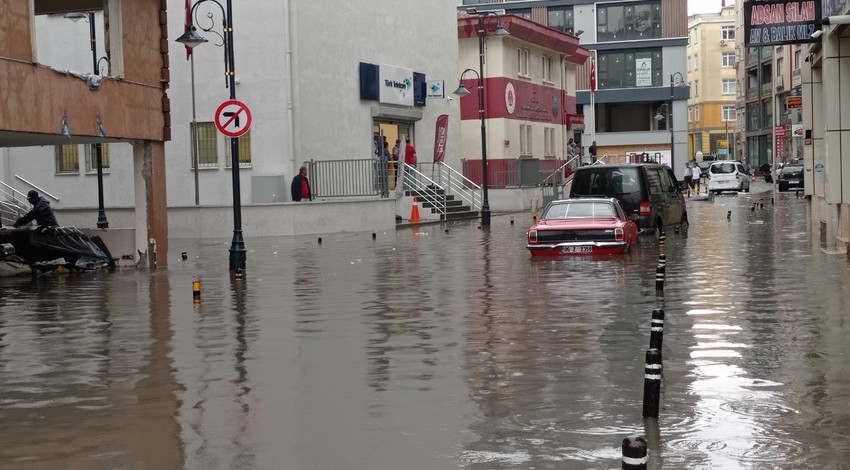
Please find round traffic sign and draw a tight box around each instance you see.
[214,99,252,138]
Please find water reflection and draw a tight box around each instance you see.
[2,187,850,468]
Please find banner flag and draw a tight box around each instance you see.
[433,114,449,163]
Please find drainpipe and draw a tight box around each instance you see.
[285,0,299,182]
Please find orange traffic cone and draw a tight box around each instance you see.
[409,196,421,222]
[751,170,756,182]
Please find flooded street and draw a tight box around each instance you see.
[2,182,850,469]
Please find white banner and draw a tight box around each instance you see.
[379,65,414,106]
[636,58,653,87]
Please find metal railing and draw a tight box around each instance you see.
[397,164,446,217]
[307,157,391,198]
[416,162,482,211]
[0,181,27,226]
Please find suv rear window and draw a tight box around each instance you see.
[572,167,641,196]
[710,163,737,174]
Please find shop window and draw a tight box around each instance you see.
[597,2,661,42]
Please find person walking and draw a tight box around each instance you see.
[290,166,312,202]
[13,190,59,227]
[588,141,598,164]
[682,163,693,197]
[690,161,701,195]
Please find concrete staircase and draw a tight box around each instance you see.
[406,188,479,221]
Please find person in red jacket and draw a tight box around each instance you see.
[404,138,417,167]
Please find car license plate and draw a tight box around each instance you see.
[787,179,799,184]
[561,246,593,253]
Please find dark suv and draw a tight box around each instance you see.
[569,163,688,234]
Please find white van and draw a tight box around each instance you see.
[708,161,750,194]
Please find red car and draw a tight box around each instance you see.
[526,198,639,256]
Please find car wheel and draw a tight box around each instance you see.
[679,214,689,235]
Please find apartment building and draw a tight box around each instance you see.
[461,0,690,172]
[687,4,738,161]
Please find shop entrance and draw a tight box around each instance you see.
[373,121,412,190]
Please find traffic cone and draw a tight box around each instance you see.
[409,196,421,222]
[751,170,756,182]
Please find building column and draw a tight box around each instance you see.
[133,140,169,269]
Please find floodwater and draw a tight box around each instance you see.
[1,182,849,469]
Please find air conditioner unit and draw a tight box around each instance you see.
[720,39,727,46]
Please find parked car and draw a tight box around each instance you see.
[526,198,639,256]
[707,161,750,194]
[778,164,804,191]
[696,153,719,178]
[569,163,688,235]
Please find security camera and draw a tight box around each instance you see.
[811,29,823,39]
[447,96,453,101]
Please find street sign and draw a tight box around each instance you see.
[215,99,253,138]
[775,125,787,137]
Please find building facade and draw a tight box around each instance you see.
[0,0,170,267]
[687,5,738,161]
[803,2,850,253]
[461,0,690,172]
[455,12,588,174]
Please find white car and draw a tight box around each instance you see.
[708,161,750,194]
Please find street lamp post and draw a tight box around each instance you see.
[452,10,508,227]
[656,72,685,174]
[67,11,109,228]
[178,0,246,273]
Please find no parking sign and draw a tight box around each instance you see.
[214,99,252,138]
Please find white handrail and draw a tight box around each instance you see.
[435,162,482,210]
[399,164,446,216]
[14,175,60,201]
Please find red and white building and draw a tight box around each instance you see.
[456,14,589,174]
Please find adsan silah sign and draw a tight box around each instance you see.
[744,0,822,46]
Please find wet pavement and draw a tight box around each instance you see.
[2,181,849,469]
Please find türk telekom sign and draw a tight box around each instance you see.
[744,0,822,46]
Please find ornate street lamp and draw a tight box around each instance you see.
[177,0,246,273]
[453,9,509,227]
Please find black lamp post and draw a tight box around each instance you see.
[655,72,685,174]
[66,11,109,228]
[452,9,509,227]
[177,0,246,273]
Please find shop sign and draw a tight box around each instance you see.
[744,0,822,46]
[379,64,414,106]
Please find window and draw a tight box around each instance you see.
[85,144,111,173]
[694,53,699,70]
[687,55,692,72]
[597,2,661,42]
[722,79,736,94]
[56,145,80,174]
[542,55,553,82]
[547,6,574,33]
[747,103,760,130]
[688,107,693,122]
[794,50,801,69]
[597,49,663,89]
[721,25,735,41]
[518,48,530,77]
[520,124,532,156]
[512,9,532,20]
[722,105,736,121]
[193,122,219,167]
[225,129,253,167]
[722,52,735,67]
[544,127,555,156]
[694,80,699,96]
[694,105,700,122]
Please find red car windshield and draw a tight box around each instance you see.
[543,202,616,219]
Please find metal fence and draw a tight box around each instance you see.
[308,157,391,198]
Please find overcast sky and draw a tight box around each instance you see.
[689,0,728,15]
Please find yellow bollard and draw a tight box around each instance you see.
[192,279,201,301]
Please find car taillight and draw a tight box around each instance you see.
[779,172,785,180]
[615,227,624,241]
[528,230,537,244]
[639,202,650,216]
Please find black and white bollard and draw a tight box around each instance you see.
[658,254,666,274]
[658,232,666,250]
[727,210,732,220]
[655,265,665,292]
[650,308,664,351]
[622,435,648,469]
[642,349,662,418]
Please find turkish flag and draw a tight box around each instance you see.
[589,56,596,92]
[184,0,192,60]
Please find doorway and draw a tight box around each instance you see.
[373,121,412,190]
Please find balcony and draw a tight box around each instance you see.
[761,83,773,96]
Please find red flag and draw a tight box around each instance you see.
[433,114,449,163]
[184,0,192,60]
[589,55,597,92]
